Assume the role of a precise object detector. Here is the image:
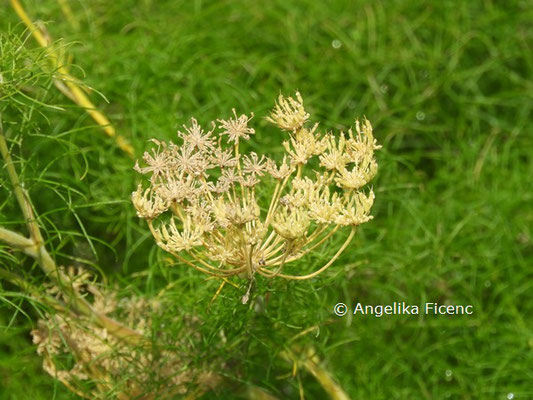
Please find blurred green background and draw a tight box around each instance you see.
[0,0,532,399]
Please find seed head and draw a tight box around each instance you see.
[266,91,309,132]
[132,92,380,281]
[218,109,255,143]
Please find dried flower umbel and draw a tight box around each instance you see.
[133,93,380,281]
[32,266,220,400]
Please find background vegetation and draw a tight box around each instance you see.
[0,0,531,398]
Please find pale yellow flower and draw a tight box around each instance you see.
[266,91,309,132]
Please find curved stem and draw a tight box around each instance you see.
[1,122,141,344]
[190,250,244,275]
[259,228,355,280]
[281,347,351,400]
[283,225,339,263]
[9,0,134,156]
[268,240,293,277]
[170,251,241,278]
[265,225,336,267]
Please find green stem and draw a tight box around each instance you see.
[0,120,43,245]
[0,120,142,345]
[282,347,351,400]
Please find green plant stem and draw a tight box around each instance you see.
[0,226,35,250]
[0,266,32,293]
[0,266,79,317]
[300,356,350,400]
[0,121,43,246]
[0,226,143,344]
[282,348,351,400]
[0,122,142,345]
[0,122,73,281]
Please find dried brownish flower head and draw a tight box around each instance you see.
[32,266,220,399]
[132,92,381,281]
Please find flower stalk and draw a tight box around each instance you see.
[0,118,142,344]
[9,0,134,156]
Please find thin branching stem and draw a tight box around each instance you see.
[265,225,338,267]
[259,228,355,280]
[1,120,143,345]
[9,0,134,156]
[0,122,43,245]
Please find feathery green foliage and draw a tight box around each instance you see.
[0,0,532,399]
